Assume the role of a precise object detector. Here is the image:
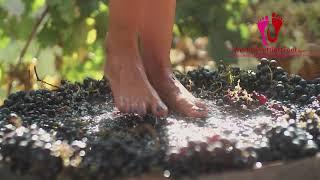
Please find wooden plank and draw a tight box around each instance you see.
[1,156,320,180]
[132,156,320,180]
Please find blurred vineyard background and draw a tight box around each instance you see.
[0,0,320,104]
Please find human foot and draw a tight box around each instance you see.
[144,68,208,118]
[257,16,269,46]
[267,12,283,43]
[139,0,206,118]
[105,38,168,117]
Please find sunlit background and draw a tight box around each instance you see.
[0,0,320,104]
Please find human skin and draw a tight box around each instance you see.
[105,0,208,117]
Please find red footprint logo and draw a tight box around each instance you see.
[267,12,283,43]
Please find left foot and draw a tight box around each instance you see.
[144,67,208,118]
[257,16,269,46]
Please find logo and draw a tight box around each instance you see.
[257,12,283,46]
[230,12,320,59]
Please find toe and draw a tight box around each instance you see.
[138,102,147,116]
[195,102,208,113]
[195,99,207,110]
[115,97,126,112]
[129,101,138,114]
[113,97,121,110]
[129,98,144,115]
[134,101,146,116]
[151,100,168,117]
[122,98,130,113]
[185,106,208,118]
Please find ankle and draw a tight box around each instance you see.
[145,66,173,84]
[143,55,171,73]
[105,31,138,54]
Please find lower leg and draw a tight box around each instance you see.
[105,0,167,116]
[140,0,174,73]
[140,0,207,117]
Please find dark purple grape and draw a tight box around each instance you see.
[295,85,303,93]
[275,83,285,91]
[299,94,308,103]
[299,79,307,87]
[260,58,269,65]
[269,59,278,68]
[275,66,285,74]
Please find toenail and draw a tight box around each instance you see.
[156,106,163,112]
[196,108,205,112]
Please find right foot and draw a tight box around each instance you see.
[144,66,208,118]
[267,12,283,43]
[104,37,168,117]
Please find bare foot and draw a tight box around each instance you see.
[145,68,208,118]
[104,37,168,117]
[138,0,207,118]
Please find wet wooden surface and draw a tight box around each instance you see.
[134,156,320,180]
[2,156,319,180]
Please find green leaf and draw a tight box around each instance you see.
[86,29,97,45]
[32,0,45,12]
[239,23,249,41]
